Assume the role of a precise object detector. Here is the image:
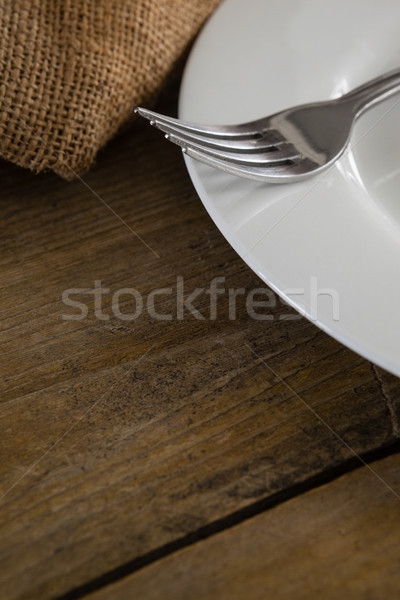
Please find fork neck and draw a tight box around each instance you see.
[340,67,400,117]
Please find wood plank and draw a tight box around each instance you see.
[0,91,399,599]
[87,453,400,600]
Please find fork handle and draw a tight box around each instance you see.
[342,67,400,116]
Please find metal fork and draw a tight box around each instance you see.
[136,68,400,183]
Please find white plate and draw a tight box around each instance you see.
[178,0,400,377]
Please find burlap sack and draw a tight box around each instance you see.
[0,0,221,179]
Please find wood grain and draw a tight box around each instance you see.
[87,454,400,600]
[0,92,399,599]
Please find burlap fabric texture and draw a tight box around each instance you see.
[0,0,221,179]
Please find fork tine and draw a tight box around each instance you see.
[135,107,256,138]
[154,120,286,153]
[183,145,303,182]
[135,107,283,151]
[166,131,300,165]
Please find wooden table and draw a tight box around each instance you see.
[1,85,399,600]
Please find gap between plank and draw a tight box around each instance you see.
[56,439,400,600]
[371,364,400,437]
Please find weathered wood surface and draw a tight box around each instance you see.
[87,454,400,600]
[0,91,399,599]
